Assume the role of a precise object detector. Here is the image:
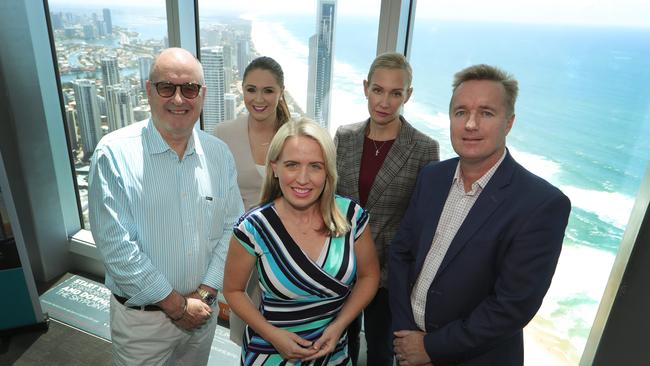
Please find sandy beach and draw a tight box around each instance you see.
[525,317,580,365]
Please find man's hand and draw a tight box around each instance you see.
[394,330,432,366]
[173,297,212,330]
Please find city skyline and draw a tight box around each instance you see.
[49,5,310,226]
[51,5,164,227]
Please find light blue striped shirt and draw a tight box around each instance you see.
[88,119,244,306]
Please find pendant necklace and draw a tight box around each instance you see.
[371,139,388,156]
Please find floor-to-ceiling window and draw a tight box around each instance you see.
[48,0,167,228]
[197,0,379,135]
[46,0,381,232]
[407,1,650,364]
[328,1,380,133]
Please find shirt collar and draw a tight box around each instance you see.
[453,149,507,193]
[144,118,200,157]
[190,129,202,157]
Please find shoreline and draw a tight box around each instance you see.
[525,316,581,366]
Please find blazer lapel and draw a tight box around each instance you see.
[414,159,457,272]
[435,153,516,276]
[366,117,415,210]
[345,122,366,200]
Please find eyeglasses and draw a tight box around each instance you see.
[153,81,203,99]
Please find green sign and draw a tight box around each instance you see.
[40,274,110,340]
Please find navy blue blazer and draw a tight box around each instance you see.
[389,151,571,366]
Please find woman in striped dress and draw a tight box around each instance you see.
[224,119,380,365]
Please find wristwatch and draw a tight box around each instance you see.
[196,288,217,306]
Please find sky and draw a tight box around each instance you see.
[49,0,650,28]
[416,0,650,28]
[48,0,378,16]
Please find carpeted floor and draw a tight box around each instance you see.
[0,318,111,366]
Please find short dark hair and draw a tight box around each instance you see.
[452,64,518,117]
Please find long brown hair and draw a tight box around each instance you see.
[243,56,291,127]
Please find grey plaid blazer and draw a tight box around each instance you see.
[334,116,439,287]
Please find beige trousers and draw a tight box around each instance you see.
[110,295,217,366]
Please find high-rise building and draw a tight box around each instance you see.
[106,85,134,132]
[117,88,134,127]
[65,106,79,152]
[224,68,234,93]
[129,89,138,108]
[138,56,153,90]
[306,34,318,119]
[205,28,220,46]
[64,12,76,24]
[101,57,120,89]
[72,79,102,160]
[64,27,75,38]
[102,8,112,34]
[307,0,337,130]
[106,87,116,130]
[201,46,226,134]
[95,20,106,37]
[133,105,150,122]
[222,44,234,88]
[83,24,95,40]
[237,39,250,77]
[222,44,233,69]
[51,12,64,30]
[97,95,107,117]
[224,93,237,121]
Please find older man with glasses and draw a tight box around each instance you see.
[88,47,244,365]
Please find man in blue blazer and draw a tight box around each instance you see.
[389,64,571,366]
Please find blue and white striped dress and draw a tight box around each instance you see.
[233,196,369,366]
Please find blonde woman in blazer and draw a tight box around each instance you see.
[334,53,439,366]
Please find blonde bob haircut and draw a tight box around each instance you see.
[367,52,413,88]
[259,118,350,237]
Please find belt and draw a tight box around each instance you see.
[113,294,161,311]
